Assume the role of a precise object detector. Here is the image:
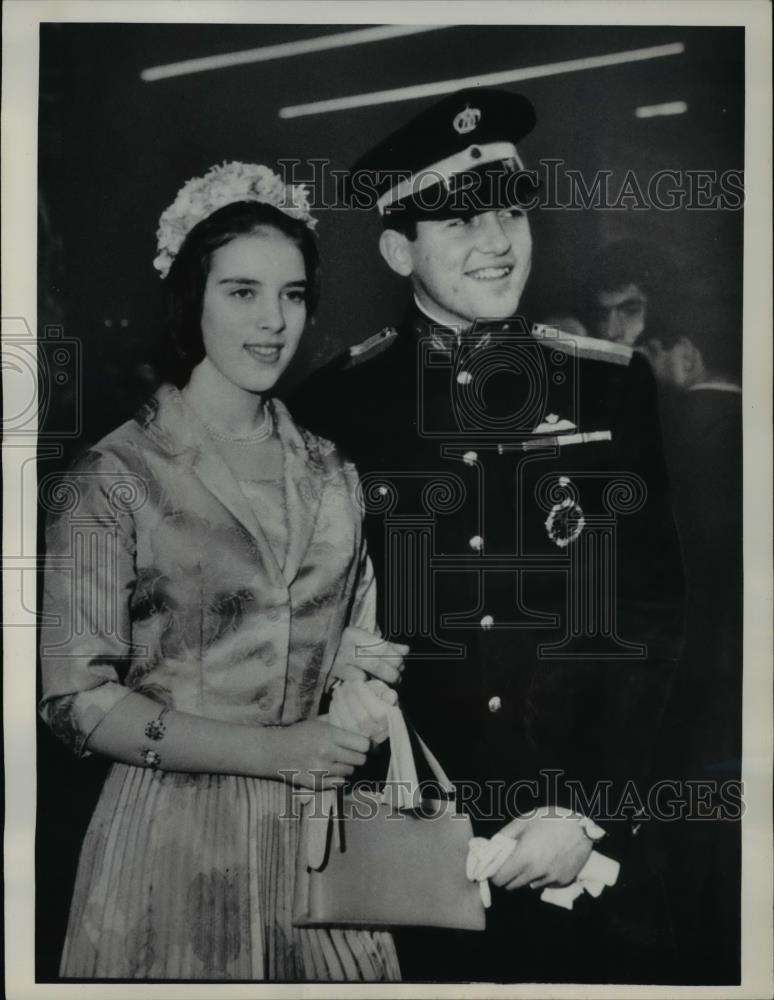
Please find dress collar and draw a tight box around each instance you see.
[136,383,307,457]
[134,383,324,586]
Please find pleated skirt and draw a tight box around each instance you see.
[60,764,401,981]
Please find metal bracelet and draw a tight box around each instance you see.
[144,706,170,742]
[140,748,162,770]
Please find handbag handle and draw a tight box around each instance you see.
[384,705,454,809]
[304,706,456,870]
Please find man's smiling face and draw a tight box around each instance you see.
[403,208,532,330]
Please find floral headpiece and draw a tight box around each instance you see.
[153,161,317,278]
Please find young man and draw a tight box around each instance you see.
[292,89,684,983]
[583,240,672,347]
[639,287,743,985]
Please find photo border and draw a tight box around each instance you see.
[3,2,772,997]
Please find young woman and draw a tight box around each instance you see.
[39,163,402,981]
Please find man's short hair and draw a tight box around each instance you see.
[584,239,671,301]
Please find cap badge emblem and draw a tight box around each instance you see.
[453,104,481,135]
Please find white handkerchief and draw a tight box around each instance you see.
[540,851,621,910]
[466,834,516,883]
[478,879,492,909]
[578,850,620,887]
[541,882,586,910]
[466,834,517,908]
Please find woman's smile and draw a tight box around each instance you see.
[244,342,285,364]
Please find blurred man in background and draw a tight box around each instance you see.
[583,240,674,348]
[640,285,742,984]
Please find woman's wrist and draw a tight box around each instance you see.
[87,691,292,780]
[242,723,287,780]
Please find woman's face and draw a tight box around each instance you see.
[200,228,308,395]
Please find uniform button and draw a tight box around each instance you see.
[258,695,273,711]
[457,370,473,385]
[480,614,494,629]
[268,608,282,622]
[468,535,484,551]
[462,450,478,466]
[488,695,502,713]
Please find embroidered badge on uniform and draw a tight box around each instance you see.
[545,498,585,548]
[544,477,585,548]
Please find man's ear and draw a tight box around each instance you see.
[379,229,414,278]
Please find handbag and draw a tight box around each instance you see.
[292,706,486,931]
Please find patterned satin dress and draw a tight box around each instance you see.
[40,386,400,980]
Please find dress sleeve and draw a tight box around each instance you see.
[349,544,379,634]
[39,448,140,757]
[338,451,380,636]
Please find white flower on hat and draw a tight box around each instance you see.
[153,161,317,278]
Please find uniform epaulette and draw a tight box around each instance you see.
[344,327,399,368]
[531,324,633,367]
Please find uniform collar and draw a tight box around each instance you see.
[407,297,494,353]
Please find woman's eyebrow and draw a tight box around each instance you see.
[217,277,307,286]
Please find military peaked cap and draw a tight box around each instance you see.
[349,88,538,221]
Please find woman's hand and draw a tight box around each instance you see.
[330,626,408,685]
[329,679,398,743]
[271,718,371,790]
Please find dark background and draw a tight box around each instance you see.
[38,22,744,447]
[36,22,744,982]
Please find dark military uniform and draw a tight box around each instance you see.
[290,302,684,983]
[290,83,684,983]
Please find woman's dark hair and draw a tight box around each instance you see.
[160,200,320,387]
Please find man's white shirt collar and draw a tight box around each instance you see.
[689,381,742,394]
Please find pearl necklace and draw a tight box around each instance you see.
[183,388,274,444]
[203,406,274,444]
